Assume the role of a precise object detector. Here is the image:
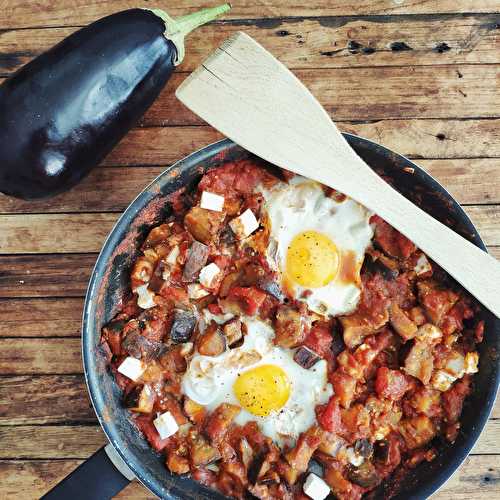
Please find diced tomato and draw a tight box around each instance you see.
[442,375,471,423]
[227,286,267,315]
[330,371,357,408]
[213,255,231,271]
[375,367,411,401]
[158,285,188,306]
[134,415,172,452]
[440,299,474,335]
[316,396,344,433]
[474,320,485,343]
[372,215,416,259]
[304,323,332,358]
[207,302,223,315]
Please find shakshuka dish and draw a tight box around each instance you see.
[101,159,483,500]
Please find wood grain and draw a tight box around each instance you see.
[0,1,499,29]
[1,14,500,77]
[0,455,497,500]
[0,375,96,425]
[0,425,106,459]
[0,339,82,374]
[0,254,95,298]
[0,214,118,254]
[0,298,83,337]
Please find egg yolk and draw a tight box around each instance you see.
[233,364,290,417]
[286,230,339,288]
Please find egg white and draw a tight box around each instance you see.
[261,176,373,317]
[181,316,333,446]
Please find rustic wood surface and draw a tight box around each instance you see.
[0,1,499,498]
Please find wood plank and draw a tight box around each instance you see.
[0,298,83,337]
[1,1,499,29]
[135,65,500,126]
[0,425,106,459]
[0,339,82,375]
[0,206,497,254]
[0,375,96,425]
[1,64,497,126]
[463,206,500,246]
[1,418,498,460]
[0,158,497,214]
[1,455,496,500]
[0,298,82,337]
[2,15,500,77]
[0,254,95,298]
[0,213,118,254]
[419,159,500,205]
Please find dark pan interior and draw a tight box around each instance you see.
[82,135,500,500]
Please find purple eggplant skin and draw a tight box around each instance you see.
[0,9,172,199]
[0,4,230,199]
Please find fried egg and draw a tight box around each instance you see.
[182,317,332,445]
[261,176,373,317]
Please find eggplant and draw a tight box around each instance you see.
[0,4,230,199]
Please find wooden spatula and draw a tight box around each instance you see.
[176,32,500,316]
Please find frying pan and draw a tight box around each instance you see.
[42,136,499,500]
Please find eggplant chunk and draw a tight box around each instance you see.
[189,431,221,466]
[122,329,165,361]
[184,207,225,245]
[274,305,306,348]
[223,318,244,347]
[123,384,155,413]
[347,461,381,488]
[170,309,197,343]
[389,303,418,341]
[197,323,227,356]
[182,241,209,282]
[294,346,321,369]
[0,6,230,199]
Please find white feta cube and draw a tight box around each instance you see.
[153,411,179,440]
[166,245,180,266]
[303,473,331,500]
[117,357,145,382]
[200,191,225,212]
[135,284,156,309]
[431,369,457,392]
[187,283,210,299]
[464,351,479,374]
[229,209,259,239]
[414,254,432,276]
[199,262,221,289]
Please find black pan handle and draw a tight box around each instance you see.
[40,444,133,500]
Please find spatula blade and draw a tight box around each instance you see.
[176,31,365,195]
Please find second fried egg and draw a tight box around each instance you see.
[261,176,373,317]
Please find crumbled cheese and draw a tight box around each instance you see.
[414,254,432,276]
[187,283,210,299]
[135,284,156,309]
[199,262,221,289]
[431,370,457,392]
[229,209,259,239]
[303,473,331,500]
[200,191,225,212]
[117,357,145,382]
[464,352,479,374]
[153,411,179,440]
[345,446,364,466]
[166,245,180,266]
[416,323,442,343]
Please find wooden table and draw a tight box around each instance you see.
[0,1,499,498]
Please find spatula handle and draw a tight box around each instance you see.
[362,174,500,316]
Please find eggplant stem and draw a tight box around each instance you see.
[150,3,231,65]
